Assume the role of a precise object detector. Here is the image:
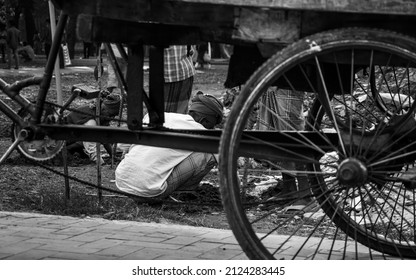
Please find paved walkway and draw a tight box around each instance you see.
[0,211,403,260]
[0,211,248,260]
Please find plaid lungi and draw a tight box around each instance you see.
[164,76,194,114]
[256,87,305,131]
[256,87,306,176]
[156,152,216,198]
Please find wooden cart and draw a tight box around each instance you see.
[2,0,416,259]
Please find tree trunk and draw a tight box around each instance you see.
[23,7,36,46]
[66,15,77,59]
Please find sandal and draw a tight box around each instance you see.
[281,201,320,215]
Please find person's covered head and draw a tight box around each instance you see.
[189,91,223,129]
[101,93,121,122]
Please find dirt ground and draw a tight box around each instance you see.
[0,59,234,229]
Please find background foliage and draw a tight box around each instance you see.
[1,0,76,57]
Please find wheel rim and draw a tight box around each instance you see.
[12,107,64,162]
[220,28,416,259]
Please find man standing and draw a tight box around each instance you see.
[0,22,7,63]
[6,20,20,70]
[163,45,196,113]
[106,45,195,114]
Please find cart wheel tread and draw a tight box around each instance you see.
[220,27,416,259]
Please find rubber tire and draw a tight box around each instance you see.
[219,28,416,259]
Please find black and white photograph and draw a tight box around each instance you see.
[1,0,415,278]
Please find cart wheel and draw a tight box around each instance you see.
[219,28,416,259]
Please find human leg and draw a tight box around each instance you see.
[7,47,12,69]
[82,119,104,164]
[272,89,309,203]
[163,76,193,114]
[257,87,305,130]
[196,43,208,68]
[0,43,6,62]
[156,152,217,198]
[256,87,311,205]
[219,44,232,59]
[13,48,19,69]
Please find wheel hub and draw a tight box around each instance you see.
[337,158,368,185]
[12,108,65,162]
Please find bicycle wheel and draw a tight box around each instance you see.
[219,28,416,259]
[11,106,64,161]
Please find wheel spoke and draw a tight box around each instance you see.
[220,28,416,260]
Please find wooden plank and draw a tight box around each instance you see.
[62,0,416,49]
[53,0,416,16]
[52,0,150,21]
[76,8,301,45]
[233,8,301,43]
[126,45,144,130]
[171,0,416,15]
[77,15,205,45]
[55,0,236,41]
[148,46,165,126]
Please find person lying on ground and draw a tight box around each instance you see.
[64,93,121,164]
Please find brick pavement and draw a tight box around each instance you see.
[0,211,402,260]
[0,211,248,260]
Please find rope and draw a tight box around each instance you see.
[25,152,225,207]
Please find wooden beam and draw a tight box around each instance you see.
[148,46,165,126]
[170,0,416,15]
[60,0,416,55]
[233,8,301,43]
[77,15,205,45]
[53,0,416,16]
[126,44,144,130]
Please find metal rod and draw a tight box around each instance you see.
[48,1,63,106]
[0,129,29,165]
[62,144,70,203]
[34,12,68,124]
